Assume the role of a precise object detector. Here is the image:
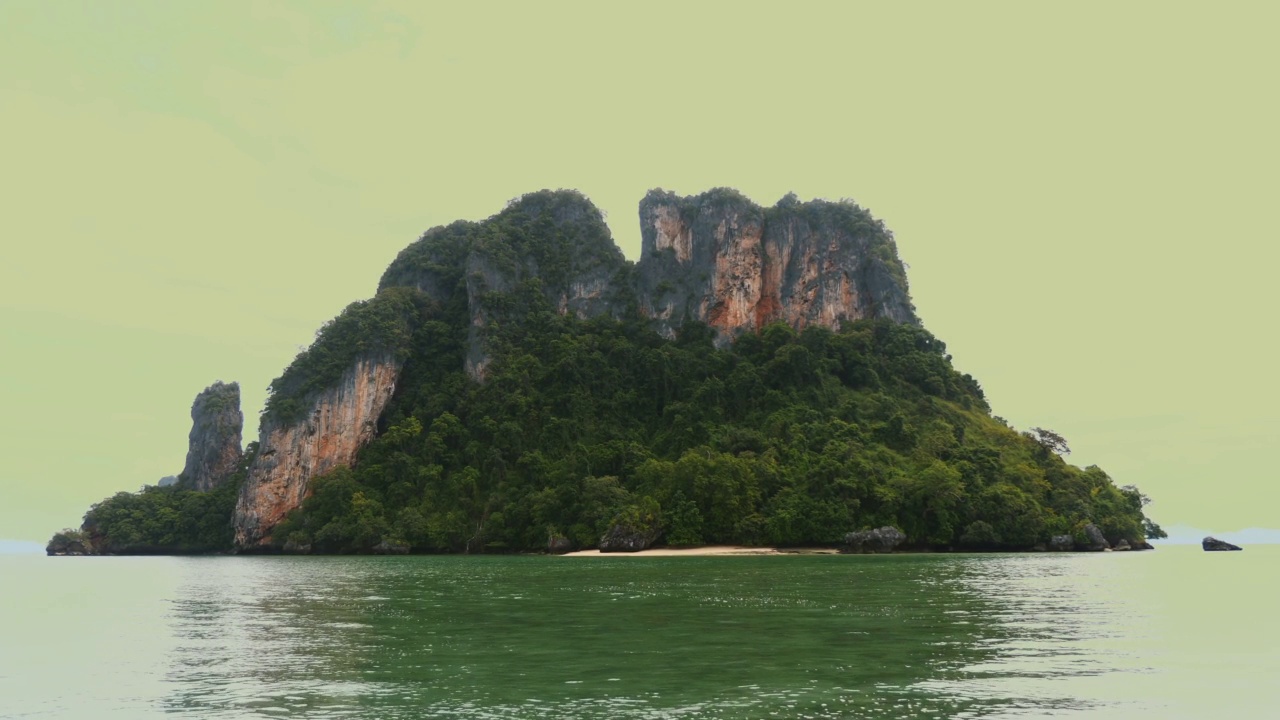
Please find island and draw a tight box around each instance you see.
[48,188,1165,557]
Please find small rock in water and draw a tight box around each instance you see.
[841,526,907,554]
[1113,539,1131,551]
[1201,536,1243,551]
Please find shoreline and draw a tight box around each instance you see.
[560,545,840,557]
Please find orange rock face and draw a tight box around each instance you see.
[637,190,916,345]
[233,355,401,548]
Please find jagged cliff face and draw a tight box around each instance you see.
[635,189,916,345]
[233,355,400,547]
[180,381,243,492]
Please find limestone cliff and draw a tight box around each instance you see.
[233,355,400,547]
[634,189,916,345]
[179,381,243,492]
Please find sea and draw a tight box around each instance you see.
[1,546,1275,719]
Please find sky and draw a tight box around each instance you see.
[2,1,1277,545]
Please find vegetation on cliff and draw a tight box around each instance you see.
[268,278,1161,553]
[262,290,423,425]
[52,189,1165,555]
[61,444,257,554]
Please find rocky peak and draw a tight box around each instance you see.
[381,190,630,379]
[635,189,917,345]
[377,220,475,306]
[179,381,243,492]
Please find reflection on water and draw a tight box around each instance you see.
[919,555,1156,716]
[158,556,1104,719]
[4,548,1276,719]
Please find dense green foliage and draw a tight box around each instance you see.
[270,277,1161,554]
[262,290,423,425]
[379,189,627,303]
[59,190,1163,556]
[75,444,257,554]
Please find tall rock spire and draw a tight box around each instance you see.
[180,381,243,491]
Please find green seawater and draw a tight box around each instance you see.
[2,546,1276,718]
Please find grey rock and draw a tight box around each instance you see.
[599,522,662,553]
[842,526,907,554]
[282,539,312,555]
[1202,536,1243,551]
[1048,534,1074,552]
[157,475,179,488]
[1079,523,1109,551]
[547,535,573,554]
[180,381,243,492]
[1114,539,1132,551]
[372,539,411,555]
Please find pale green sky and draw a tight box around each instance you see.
[2,1,1277,543]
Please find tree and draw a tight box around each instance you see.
[1028,427,1070,455]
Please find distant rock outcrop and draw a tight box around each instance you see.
[180,381,243,492]
[45,530,92,556]
[1202,536,1243,551]
[842,526,907,554]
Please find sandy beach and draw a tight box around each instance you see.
[560,545,839,557]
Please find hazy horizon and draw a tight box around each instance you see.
[3,1,1277,544]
